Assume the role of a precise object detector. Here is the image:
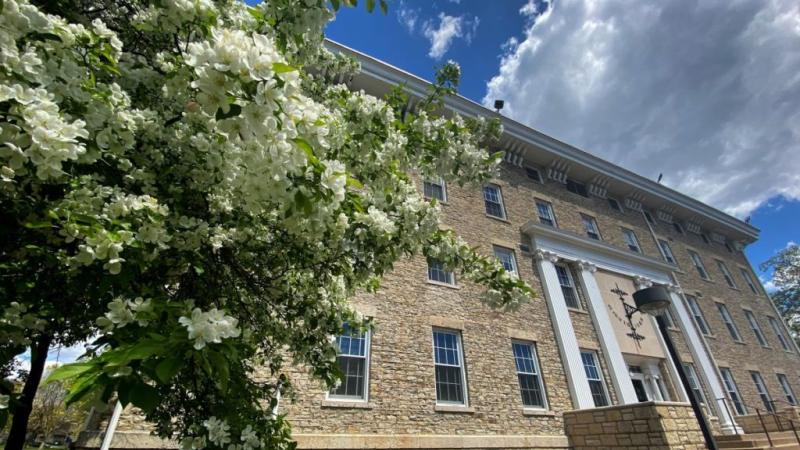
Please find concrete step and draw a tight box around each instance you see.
[716,432,800,449]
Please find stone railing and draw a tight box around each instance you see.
[563,401,706,450]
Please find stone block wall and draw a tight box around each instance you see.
[563,401,706,450]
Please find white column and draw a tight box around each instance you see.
[576,260,639,405]
[666,284,742,434]
[535,250,595,409]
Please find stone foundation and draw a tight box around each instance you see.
[736,406,800,434]
[563,401,707,450]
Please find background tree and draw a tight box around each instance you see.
[27,365,88,447]
[762,243,800,342]
[0,1,533,450]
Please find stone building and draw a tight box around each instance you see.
[83,43,800,450]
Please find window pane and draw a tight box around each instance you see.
[428,259,453,284]
[494,247,517,275]
[423,180,445,201]
[512,342,545,408]
[720,368,747,415]
[330,328,369,400]
[433,330,466,404]
[483,185,504,218]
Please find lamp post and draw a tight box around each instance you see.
[632,285,717,450]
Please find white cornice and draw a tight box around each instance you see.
[521,221,676,283]
[326,40,760,243]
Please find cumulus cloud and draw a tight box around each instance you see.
[484,0,800,217]
[396,3,419,33]
[423,13,479,60]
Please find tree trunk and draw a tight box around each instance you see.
[5,335,52,450]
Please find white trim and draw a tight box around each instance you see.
[326,40,758,243]
[431,328,469,407]
[511,339,549,410]
[326,328,371,403]
[100,401,123,450]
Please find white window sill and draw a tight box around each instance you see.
[485,214,511,224]
[434,404,475,414]
[522,408,556,417]
[322,400,373,409]
[426,280,460,290]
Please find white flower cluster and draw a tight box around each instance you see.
[0,393,9,410]
[203,417,230,446]
[179,307,241,350]
[96,297,153,331]
[0,302,46,346]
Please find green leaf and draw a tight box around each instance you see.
[0,410,7,430]
[366,0,375,12]
[215,103,242,121]
[206,351,229,391]
[272,62,297,74]
[345,175,363,189]
[124,340,165,361]
[330,0,340,11]
[64,372,101,405]
[130,383,160,413]
[23,220,51,229]
[155,358,184,383]
[46,363,95,383]
[293,138,319,165]
[379,0,388,14]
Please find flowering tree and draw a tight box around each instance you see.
[762,243,800,342]
[0,1,533,450]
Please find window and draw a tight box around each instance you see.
[658,239,677,265]
[512,341,547,409]
[768,316,791,351]
[643,210,656,225]
[659,306,676,328]
[744,310,768,347]
[751,371,774,412]
[686,295,711,335]
[608,197,623,212]
[483,184,506,219]
[423,179,446,202]
[720,368,747,415]
[494,246,518,277]
[688,250,709,280]
[622,228,641,253]
[701,233,711,245]
[432,329,467,405]
[777,373,797,406]
[525,167,543,183]
[683,363,706,405]
[329,325,370,400]
[716,260,737,289]
[581,214,601,240]
[673,222,684,235]
[716,303,742,341]
[555,264,581,309]
[581,350,609,407]
[566,179,589,197]
[724,241,735,253]
[740,268,759,294]
[535,199,557,227]
[427,259,454,285]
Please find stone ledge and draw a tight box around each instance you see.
[321,400,374,409]
[433,404,475,414]
[522,408,558,417]
[74,431,177,450]
[293,433,570,449]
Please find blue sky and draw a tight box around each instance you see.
[326,0,800,282]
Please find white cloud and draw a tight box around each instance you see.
[485,0,800,218]
[423,13,479,60]
[396,3,419,33]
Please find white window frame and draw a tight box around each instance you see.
[427,258,455,286]
[327,327,371,402]
[493,246,518,278]
[525,166,543,183]
[683,363,707,405]
[580,350,610,407]
[686,295,711,336]
[716,260,737,289]
[739,268,759,294]
[512,340,548,410]
[688,250,709,280]
[555,264,581,309]
[751,371,774,412]
[535,199,557,227]
[777,373,797,406]
[745,310,768,347]
[658,239,677,265]
[716,303,742,342]
[607,197,623,213]
[483,184,506,219]
[581,214,601,240]
[768,316,792,352]
[622,228,641,253]
[659,305,677,329]
[720,367,747,415]
[423,178,447,202]
[432,328,469,406]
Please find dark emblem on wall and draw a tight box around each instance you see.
[607,284,645,348]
